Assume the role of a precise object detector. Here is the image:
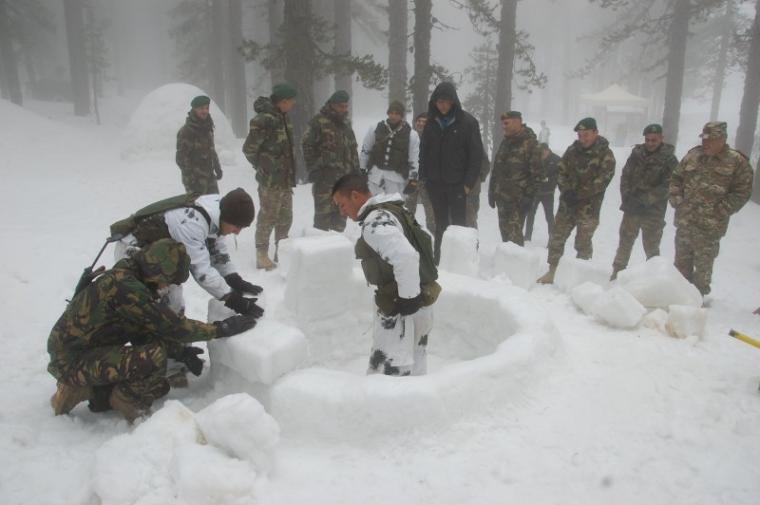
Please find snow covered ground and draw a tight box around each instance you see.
[1,93,759,505]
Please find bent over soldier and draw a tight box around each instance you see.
[611,124,678,279]
[302,90,360,231]
[176,95,223,194]
[243,83,297,270]
[669,121,753,295]
[538,117,615,283]
[48,239,257,422]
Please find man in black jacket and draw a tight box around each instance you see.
[419,82,484,263]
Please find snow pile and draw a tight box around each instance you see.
[439,225,479,276]
[591,286,647,329]
[94,397,277,504]
[492,242,544,289]
[570,281,605,315]
[553,256,610,292]
[666,305,708,339]
[120,83,238,162]
[615,256,703,308]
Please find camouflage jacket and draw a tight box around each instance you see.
[302,104,360,184]
[537,152,560,196]
[669,144,753,236]
[176,112,221,193]
[242,97,296,189]
[47,258,218,378]
[488,126,542,202]
[620,143,678,216]
[558,136,616,202]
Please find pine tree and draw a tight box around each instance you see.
[463,41,498,152]
[388,0,408,104]
[63,0,91,116]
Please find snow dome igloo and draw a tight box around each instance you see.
[208,232,561,441]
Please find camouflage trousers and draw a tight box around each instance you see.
[674,225,721,295]
[312,181,346,232]
[524,193,555,241]
[405,183,436,233]
[612,211,665,271]
[50,341,170,408]
[368,305,433,376]
[255,186,293,250]
[182,172,219,195]
[496,197,531,246]
[465,180,482,229]
[547,198,603,266]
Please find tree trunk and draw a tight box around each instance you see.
[226,0,248,137]
[492,0,517,154]
[0,0,22,105]
[388,0,408,105]
[662,0,690,148]
[333,0,352,113]
[268,0,285,86]
[412,0,431,116]
[63,0,90,115]
[736,0,760,202]
[710,0,733,121]
[210,0,227,110]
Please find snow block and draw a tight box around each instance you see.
[492,242,543,290]
[171,444,258,505]
[616,256,703,308]
[641,308,669,334]
[439,225,479,277]
[591,286,646,329]
[282,234,356,321]
[207,300,307,385]
[195,393,280,473]
[554,256,609,292]
[666,304,707,339]
[570,281,605,316]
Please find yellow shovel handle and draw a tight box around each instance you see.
[729,329,760,349]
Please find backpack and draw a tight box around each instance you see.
[109,193,210,239]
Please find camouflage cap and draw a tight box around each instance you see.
[272,82,297,99]
[328,90,350,104]
[574,117,597,131]
[699,121,727,139]
[134,238,190,286]
[643,123,663,135]
[191,95,211,108]
[387,100,405,115]
[501,111,522,120]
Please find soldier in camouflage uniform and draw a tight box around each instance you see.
[243,83,297,271]
[302,90,360,231]
[524,143,559,241]
[176,95,223,194]
[48,239,257,422]
[487,111,542,245]
[669,121,753,295]
[538,117,616,284]
[404,113,436,232]
[610,124,678,280]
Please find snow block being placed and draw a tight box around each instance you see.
[554,257,610,292]
[591,286,647,329]
[570,281,605,316]
[439,225,479,277]
[492,242,543,290]
[616,256,703,308]
[666,304,707,339]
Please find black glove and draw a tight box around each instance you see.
[178,346,205,376]
[561,190,578,207]
[225,273,263,295]
[403,180,418,195]
[73,265,105,297]
[215,314,258,338]
[393,293,425,316]
[213,158,223,180]
[224,291,265,318]
[488,189,496,209]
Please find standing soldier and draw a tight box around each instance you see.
[524,143,559,242]
[669,121,753,295]
[538,117,615,284]
[538,120,551,145]
[243,83,297,271]
[487,111,542,245]
[360,100,419,196]
[610,124,678,280]
[176,95,223,194]
[302,90,360,232]
[404,113,436,232]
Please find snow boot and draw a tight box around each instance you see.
[50,381,91,415]
[256,248,276,271]
[166,369,189,388]
[109,387,149,424]
[610,266,623,281]
[537,264,557,284]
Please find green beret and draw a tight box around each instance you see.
[642,123,663,135]
[501,111,522,120]
[387,100,405,115]
[272,82,297,99]
[574,117,597,131]
[190,95,211,108]
[328,90,350,104]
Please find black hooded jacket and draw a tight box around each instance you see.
[419,82,484,188]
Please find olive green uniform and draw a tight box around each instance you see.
[176,112,222,194]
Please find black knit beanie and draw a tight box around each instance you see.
[220,188,255,227]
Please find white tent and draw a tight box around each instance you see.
[579,84,649,146]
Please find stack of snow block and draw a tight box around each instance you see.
[439,225,479,277]
[615,257,703,308]
[554,257,610,292]
[492,242,543,289]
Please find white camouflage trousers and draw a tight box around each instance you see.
[367,305,433,376]
[368,167,406,196]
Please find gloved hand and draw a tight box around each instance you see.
[215,314,258,338]
[392,293,425,316]
[178,346,205,376]
[224,273,263,295]
[360,166,368,176]
[213,158,223,180]
[561,190,578,207]
[224,291,265,318]
[215,168,223,180]
[73,265,106,297]
[403,180,418,195]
